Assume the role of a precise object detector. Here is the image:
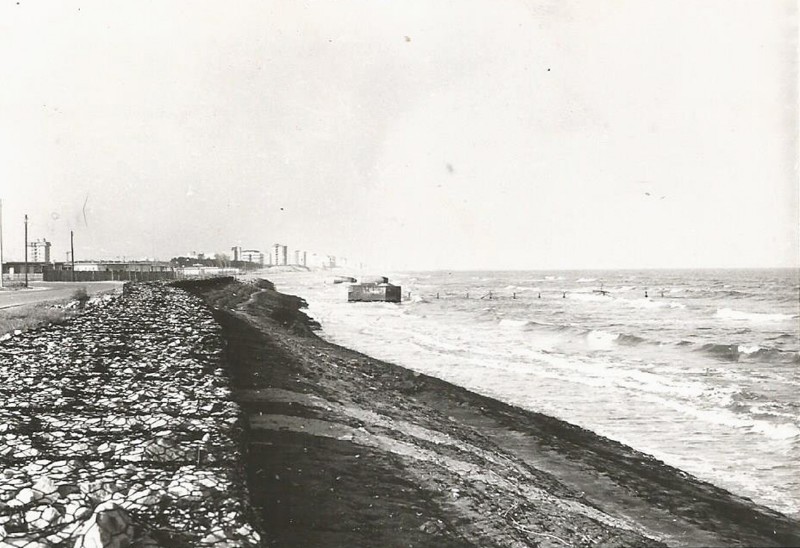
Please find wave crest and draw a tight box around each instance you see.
[715,308,795,322]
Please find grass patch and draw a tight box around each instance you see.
[0,302,77,335]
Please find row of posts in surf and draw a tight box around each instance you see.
[402,289,663,300]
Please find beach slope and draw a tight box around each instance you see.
[179,278,800,548]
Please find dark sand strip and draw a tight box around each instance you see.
[178,278,800,548]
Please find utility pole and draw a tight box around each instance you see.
[24,214,28,288]
[70,230,75,282]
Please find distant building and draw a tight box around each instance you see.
[240,249,264,266]
[63,261,172,272]
[231,246,242,262]
[272,244,288,266]
[29,239,51,263]
[302,251,307,267]
[2,261,46,275]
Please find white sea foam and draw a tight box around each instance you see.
[586,330,618,350]
[738,345,761,354]
[716,308,794,322]
[627,298,668,309]
[749,421,800,440]
[498,318,529,328]
[568,293,609,302]
[576,277,597,283]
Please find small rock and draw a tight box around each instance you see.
[79,480,127,504]
[31,476,60,504]
[65,498,93,522]
[11,487,40,506]
[25,504,62,529]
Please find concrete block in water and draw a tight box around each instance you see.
[347,283,402,303]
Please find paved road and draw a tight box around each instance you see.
[0,281,124,309]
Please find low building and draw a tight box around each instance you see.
[43,261,176,282]
[2,261,46,275]
[67,261,173,272]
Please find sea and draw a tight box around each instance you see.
[263,268,800,519]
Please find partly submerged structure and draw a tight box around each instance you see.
[347,278,402,303]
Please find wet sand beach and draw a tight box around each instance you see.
[182,277,800,548]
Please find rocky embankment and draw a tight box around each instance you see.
[184,277,800,548]
[0,283,259,547]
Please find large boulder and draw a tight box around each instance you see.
[72,502,134,548]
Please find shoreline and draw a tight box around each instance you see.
[184,277,800,547]
[259,267,800,520]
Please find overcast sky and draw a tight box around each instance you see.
[1,1,797,270]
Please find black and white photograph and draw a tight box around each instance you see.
[1,1,798,547]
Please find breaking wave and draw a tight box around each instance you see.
[697,343,800,364]
[617,333,647,346]
[698,343,742,361]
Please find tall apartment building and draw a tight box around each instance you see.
[29,239,52,263]
[272,244,288,266]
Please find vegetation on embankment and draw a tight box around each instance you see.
[0,287,104,336]
[0,302,76,335]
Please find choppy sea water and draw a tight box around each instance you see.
[264,269,800,518]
